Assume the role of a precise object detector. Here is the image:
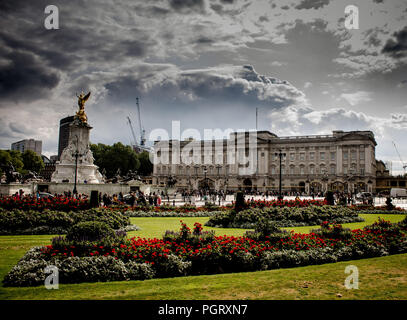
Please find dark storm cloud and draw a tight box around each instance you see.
[0,31,78,72]
[133,4,171,17]
[121,40,148,57]
[0,50,60,102]
[196,36,215,44]
[363,29,383,48]
[382,26,407,58]
[168,0,206,13]
[295,0,330,10]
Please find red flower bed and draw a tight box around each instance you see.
[245,199,328,208]
[41,219,405,266]
[0,196,90,212]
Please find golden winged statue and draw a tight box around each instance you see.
[75,91,91,124]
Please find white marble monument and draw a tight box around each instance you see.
[51,92,104,184]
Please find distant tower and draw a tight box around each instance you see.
[385,161,392,175]
[58,116,75,160]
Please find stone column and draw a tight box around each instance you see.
[337,145,342,175]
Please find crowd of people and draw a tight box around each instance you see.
[7,187,378,208]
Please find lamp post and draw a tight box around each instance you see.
[72,135,83,196]
[275,149,286,200]
[203,167,208,193]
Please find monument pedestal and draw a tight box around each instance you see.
[52,118,103,184]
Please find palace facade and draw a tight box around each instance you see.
[152,130,377,194]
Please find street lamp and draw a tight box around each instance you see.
[203,167,208,192]
[72,135,84,196]
[274,149,286,200]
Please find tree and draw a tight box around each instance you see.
[0,150,24,174]
[137,151,153,176]
[21,150,44,173]
[90,142,140,179]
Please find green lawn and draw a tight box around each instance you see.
[0,213,406,300]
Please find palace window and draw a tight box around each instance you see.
[309,152,315,161]
[330,152,336,161]
[320,152,325,161]
[300,153,305,161]
[300,166,305,175]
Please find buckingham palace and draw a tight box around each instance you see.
[152,130,377,194]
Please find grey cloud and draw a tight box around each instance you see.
[100,64,306,111]
[295,0,330,10]
[0,50,60,102]
[169,0,206,13]
[391,114,407,126]
[382,26,407,58]
[196,37,215,44]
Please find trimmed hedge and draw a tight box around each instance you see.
[3,247,155,287]
[205,205,364,229]
[123,210,220,218]
[66,221,117,242]
[0,208,130,235]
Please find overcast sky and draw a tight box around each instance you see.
[0,0,406,173]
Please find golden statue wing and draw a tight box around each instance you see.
[83,92,91,102]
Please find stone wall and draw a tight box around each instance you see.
[0,182,153,196]
[0,183,36,196]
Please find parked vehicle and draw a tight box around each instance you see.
[38,192,54,199]
[355,192,373,200]
[390,188,407,198]
[378,190,390,197]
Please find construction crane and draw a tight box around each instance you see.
[136,97,146,147]
[126,116,137,147]
[392,141,407,174]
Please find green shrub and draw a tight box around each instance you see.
[123,210,219,218]
[311,222,353,240]
[245,218,289,242]
[0,208,130,235]
[3,247,155,287]
[66,221,116,242]
[206,205,363,229]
